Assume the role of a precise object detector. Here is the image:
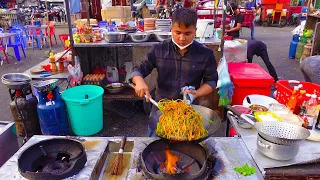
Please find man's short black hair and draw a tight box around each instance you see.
[172,8,197,28]
[229,2,238,10]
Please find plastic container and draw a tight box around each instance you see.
[98,21,108,29]
[275,80,320,105]
[301,6,308,13]
[61,85,104,136]
[295,37,307,60]
[228,63,274,105]
[106,66,119,83]
[289,34,299,59]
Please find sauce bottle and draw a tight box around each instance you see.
[287,86,299,112]
[294,90,306,114]
[299,94,311,117]
[304,94,319,129]
[49,52,57,74]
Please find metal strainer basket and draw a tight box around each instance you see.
[255,121,311,146]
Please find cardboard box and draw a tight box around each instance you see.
[101,6,131,20]
[75,19,98,27]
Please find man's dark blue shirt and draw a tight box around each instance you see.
[132,39,218,102]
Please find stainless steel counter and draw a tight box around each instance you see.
[227,113,320,174]
[0,136,263,180]
[73,38,221,47]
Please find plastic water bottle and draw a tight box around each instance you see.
[289,34,299,59]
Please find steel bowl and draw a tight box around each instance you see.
[105,83,125,94]
[2,73,31,82]
[129,32,150,42]
[154,32,172,41]
[237,114,256,129]
[257,134,300,161]
[2,73,32,90]
[33,79,59,92]
[103,32,127,43]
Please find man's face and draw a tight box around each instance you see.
[171,22,196,47]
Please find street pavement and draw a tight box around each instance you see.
[0,26,304,137]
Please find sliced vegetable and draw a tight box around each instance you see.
[234,163,256,176]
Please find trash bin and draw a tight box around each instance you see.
[62,85,104,136]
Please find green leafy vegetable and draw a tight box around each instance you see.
[234,163,256,176]
[209,119,214,124]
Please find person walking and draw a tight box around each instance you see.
[245,0,256,39]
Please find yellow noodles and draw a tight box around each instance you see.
[156,99,208,141]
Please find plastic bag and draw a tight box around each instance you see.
[224,39,247,63]
[67,56,83,86]
[217,55,234,106]
[124,62,133,83]
[292,20,306,36]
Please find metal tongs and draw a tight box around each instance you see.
[129,83,158,107]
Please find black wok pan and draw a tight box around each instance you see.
[129,83,222,143]
[149,104,222,143]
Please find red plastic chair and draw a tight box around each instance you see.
[59,34,69,49]
[46,21,57,46]
[0,44,9,64]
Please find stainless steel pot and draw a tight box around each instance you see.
[103,32,127,43]
[257,134,300,161]
[154,32,172,41]
[129,32,150,42]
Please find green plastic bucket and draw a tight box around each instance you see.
[62,85,104,136]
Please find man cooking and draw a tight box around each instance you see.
[224,3,244,39]
[131,8,218,137]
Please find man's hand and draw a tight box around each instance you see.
[183,89,198,100]
[132,76,151,101]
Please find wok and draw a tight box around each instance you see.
[129,83,221,143]
[149,104,222,143]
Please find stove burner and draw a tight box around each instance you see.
[141,139,207,180]
[18,138,87,180]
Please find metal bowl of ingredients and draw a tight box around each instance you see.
[250,104,268,113]
[33,79,59,92]
[103,32,127,43]
[105,83,125,94]
[154,32,172,41]
[129,32,150,42]
[237,114,256,129]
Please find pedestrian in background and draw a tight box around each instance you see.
[247,39,279,82]
[245,0,256,39]
[223,3,244,39]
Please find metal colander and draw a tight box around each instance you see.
[256,121,311,146]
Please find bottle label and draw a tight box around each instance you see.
[46,101,55,106]
[304,114,315,130]
[26,94,33,101]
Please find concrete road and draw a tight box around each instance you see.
[0,26,304,137]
